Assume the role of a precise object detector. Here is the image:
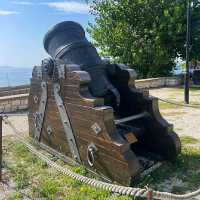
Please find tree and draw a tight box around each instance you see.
[88,0,200,78]
[191,1,200,65]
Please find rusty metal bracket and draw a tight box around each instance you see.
[33,81,47,141]
[53,83,81,163]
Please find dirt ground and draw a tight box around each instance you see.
[150,87,200,140]
[2,114,28,137]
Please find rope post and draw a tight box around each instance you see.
[0,116,2,182]
[147,189,153,200]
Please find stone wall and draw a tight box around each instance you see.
[0,84,30,97]
[0,94,29,113]
[0,85,29,113]
[135,76,183,89]
[0,76,183,113]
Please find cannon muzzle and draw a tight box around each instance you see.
[43,21,102,69]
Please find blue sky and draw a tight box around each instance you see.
[0,0,94,67]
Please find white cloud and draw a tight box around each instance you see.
[0,10,19,16]
[43,1,89,14]
[11,1,34,5]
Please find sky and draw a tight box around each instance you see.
[0,0,94,68]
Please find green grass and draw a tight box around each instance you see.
[158,101,179,110]
[158,99,200,110]
[180,136,200,145]
[138,150,200,193]
[137,136,200,193]
[4,134,200,199]
[154,87,200,108]
[161,111,185,117]
[8,192,23,200]
[190,86,200,91]
[4,138,134,200]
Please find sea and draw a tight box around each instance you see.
[0,66,33,87]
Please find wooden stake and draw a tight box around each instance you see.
[147,189,153,200]
[0,116,2,181]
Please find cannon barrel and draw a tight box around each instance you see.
[43,21,102,69]
[43,21,119,101]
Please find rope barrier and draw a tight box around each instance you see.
[3,116,200,200]
[151,95,200,109]
[0,113,27,117]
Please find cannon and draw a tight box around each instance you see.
[28,21,181,185]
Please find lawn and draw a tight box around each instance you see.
[2,134,200,200]
[3,137,132,200]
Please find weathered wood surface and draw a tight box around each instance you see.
[29,64,181,185]
[29,65,142,185]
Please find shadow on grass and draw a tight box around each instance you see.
[138,136,200,194]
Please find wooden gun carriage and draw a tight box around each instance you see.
[28,21,181,185]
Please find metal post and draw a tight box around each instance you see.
[0,116,2,181]
[185,0,191,104]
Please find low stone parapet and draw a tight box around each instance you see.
[0,84,30,97]
[135,76,183,89]
[0,93,29,113]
